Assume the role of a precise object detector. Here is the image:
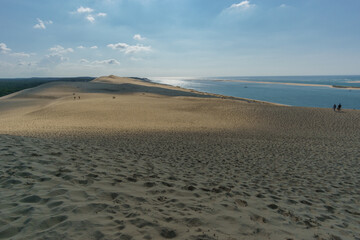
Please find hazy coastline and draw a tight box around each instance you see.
[149,75,360,109]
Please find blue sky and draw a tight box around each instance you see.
[0,0,360,77]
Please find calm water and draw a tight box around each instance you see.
[149,76,360,109]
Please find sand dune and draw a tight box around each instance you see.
[0,76,359,239]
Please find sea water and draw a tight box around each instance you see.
[149,76,360,109]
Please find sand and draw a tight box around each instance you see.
[0,76,359,240]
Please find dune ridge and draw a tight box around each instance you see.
[0,76,359,240]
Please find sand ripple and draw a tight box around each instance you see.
[0,133,359,240]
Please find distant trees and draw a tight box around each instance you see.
[0,77,94,97]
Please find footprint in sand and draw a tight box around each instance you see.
[20,195,42,203]
[0,226,21,239]
[160,228,177,239]
[300,200,312,206]
[113,220,125,230]
[14,206,35,215]
[235,199,248,207]
[250,214,267,223]
[47,189,67,197]
[183,217,203,227]
[47,201,64,208]
[72,203,109,214]
[129,218,158,229]
[267,204,278,210]
[39,215,68,231]
[3,179,22,185]
[143,182,156,188]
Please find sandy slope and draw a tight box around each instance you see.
[0,76,359,240]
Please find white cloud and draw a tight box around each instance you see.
[0,43,11,53]
[229,1,255,10]
[0,43,30,58]
[33,18,52,29]
[17,61,33,67]
[107,43,151,54]
[130,57,143,61]
[86,15,96,23]
[280,4,287,8]
[133,34,145,41]
[80,58,120,65]
[10,52,30,58]
[39,54,68,67]
[93,59,120,65]
[125,45,151,54]
[49,45,74,54]
[34,19,45,29]
[77,45,97,49]
[108,43,128,50]
[42,46,73,66]
[0,61,13,68]
[74,6,106,23]
[77,6,94,13]
[80,59,90,63]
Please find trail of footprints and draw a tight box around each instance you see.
[0,134,359,239]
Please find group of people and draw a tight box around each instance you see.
[333,103,342,111]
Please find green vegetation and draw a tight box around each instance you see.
[332,85,360,89]
[0,77,94,97]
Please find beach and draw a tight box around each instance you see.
[149,76,360,109]
[0,76,359,240]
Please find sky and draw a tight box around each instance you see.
[0,0,360,78]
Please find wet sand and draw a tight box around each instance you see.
[0,76,359,240]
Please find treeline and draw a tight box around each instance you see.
[0,77,95,97]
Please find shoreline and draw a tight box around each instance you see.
[0,75,358,110]
[145,77,360,109]
[143,77,292,107]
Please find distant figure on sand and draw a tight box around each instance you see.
[333,104,336,111]
[337,103,342,111]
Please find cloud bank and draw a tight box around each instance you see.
[74,6,107,23]
[0,43,11,53]
[133,34,145,41]
[49,45,74,54]
[0,43,30,58]
[107,43,151,54]
[38,45,74,67]
[229,1,255,10]
[93,59,120,65]
[33,18,53,29]
[77,6,94,13]
[80,58,120,65]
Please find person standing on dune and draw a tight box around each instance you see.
[337,103,342,111]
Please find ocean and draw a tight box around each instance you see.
[149,75,360,109]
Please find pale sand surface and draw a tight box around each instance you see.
[0,76,359,240]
